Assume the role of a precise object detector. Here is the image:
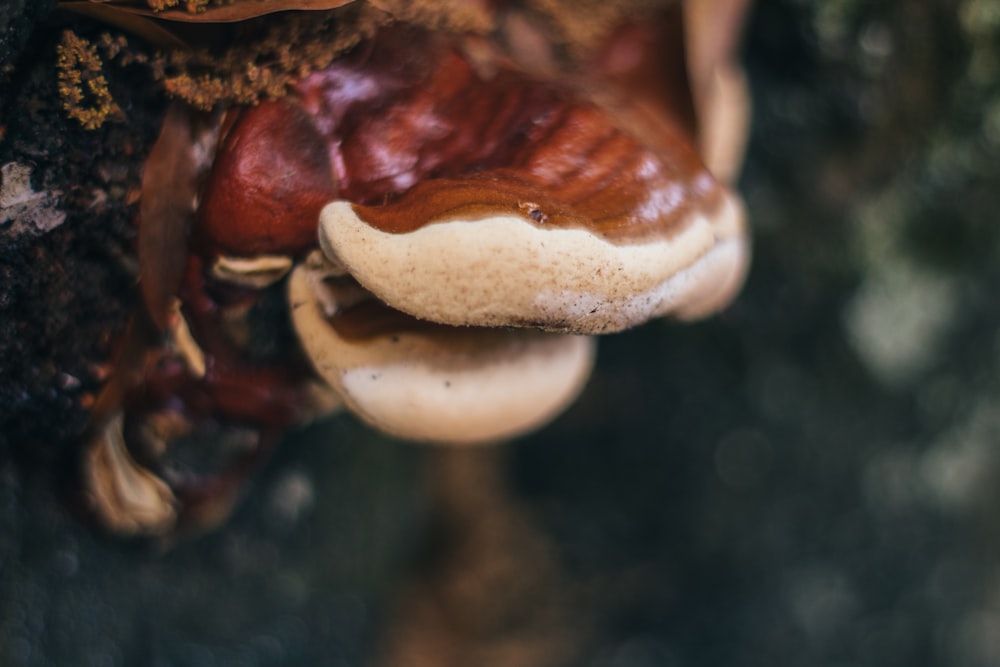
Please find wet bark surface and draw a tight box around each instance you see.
[4,2,1000,666]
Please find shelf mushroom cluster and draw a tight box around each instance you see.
[82,0,752,536]
[279,16,750,444]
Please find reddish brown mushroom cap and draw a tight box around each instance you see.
[197,100,338,257]
[313,66,748,332]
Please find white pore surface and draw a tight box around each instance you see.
[288,264,596,444]
[318,192,747,334]
[338,333,594,444]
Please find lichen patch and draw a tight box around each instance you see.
[0,162,65,238]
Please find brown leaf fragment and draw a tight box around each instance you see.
[138,102,201,330]
[68,0,358,23]
[57,3,193,49]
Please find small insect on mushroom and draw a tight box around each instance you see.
[76,0,752,539]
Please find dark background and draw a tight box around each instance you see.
[4,1,1000,665]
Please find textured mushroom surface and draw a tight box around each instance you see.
[320,193,745,333]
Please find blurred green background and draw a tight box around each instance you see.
[5,1,1000,665]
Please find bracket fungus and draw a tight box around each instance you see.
[74,0,752,538]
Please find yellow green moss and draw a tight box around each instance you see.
[56,31,124,130]
[150,4,384,110]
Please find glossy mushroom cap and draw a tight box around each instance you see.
[197,100,338,257]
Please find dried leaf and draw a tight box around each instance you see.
[57,3,192,48]
[138,102,205,330]
[65,0,357,23]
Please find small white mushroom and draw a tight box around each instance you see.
[82,412,178,536]
[288,256,595,443]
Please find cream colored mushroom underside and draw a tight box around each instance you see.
[288,264,595,444]
[84,413,178,536]
[318,190,747,335]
